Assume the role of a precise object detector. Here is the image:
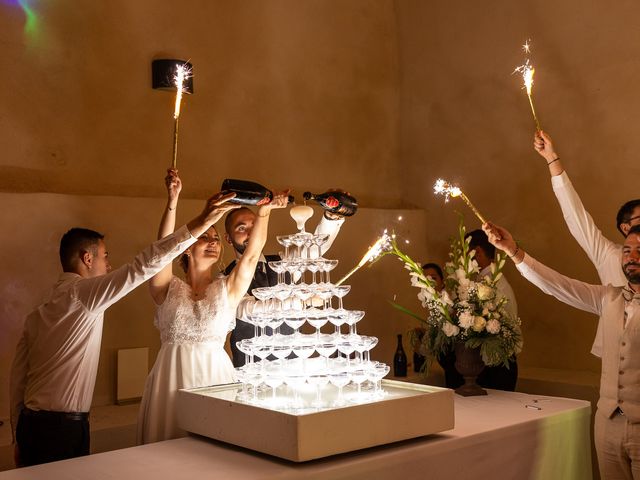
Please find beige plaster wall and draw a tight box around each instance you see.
[0,0,401,205]
[396,0,640,375]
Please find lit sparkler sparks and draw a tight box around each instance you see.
[513,40,541,131]
[434,179,487,224]
[336,230,394,286]
[171,63,191,168]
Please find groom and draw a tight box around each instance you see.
[10,192,238,467]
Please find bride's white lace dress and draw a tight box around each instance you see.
[137,275,236,444]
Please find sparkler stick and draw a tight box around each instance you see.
[336,231,393,286]
[434,179,487,224]
[514,40,541,131]
[171,64,188,168]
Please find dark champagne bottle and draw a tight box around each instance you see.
[302,190,358,217]
[221,179,293,206]
[393,334,408,377]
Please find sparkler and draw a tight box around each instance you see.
[171,64,190,168]
[434,179,487,224]
[514,40,541,131]
[336,230,394,286]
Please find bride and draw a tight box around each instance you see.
[137,169,287,444]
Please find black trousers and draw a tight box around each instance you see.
[438,351,518,392]
[16,409,90,467]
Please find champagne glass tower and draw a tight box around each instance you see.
[236,207,390,411]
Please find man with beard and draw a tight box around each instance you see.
[483,221,640,479]
[224,205,345,367]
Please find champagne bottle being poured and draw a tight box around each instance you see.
[302,190,358,217]
[221,179,294,206]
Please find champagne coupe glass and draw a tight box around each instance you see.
[308,373,330,408]
[362,336,378,362]
[307,308,329,338]
[329,309,348,334]
[284,310,305,336]
[312,233,330,259]
[328,371,351,407]
[352,336,366,364]
[316,336,338,368]
[346,310,365,335]
[337,338,356,367]
[321,259,339,284]
[234,367,249,401]
[307,259,320,285]
[254,344,273,372]
[333,285,351,310]
[292,343,315,374]
[316,284,334,309]
[285,259,303,285]
[350,368,368,399]
[264,371,284,406]
[370,363,391,397]
[271,343,293,362]
[290,205,314,233]
[237,339,254,365]
[303,235,315,260]
[283,374,307,410]
[276,235,294,260]
[268,260,287,286]
[244,364,264,403]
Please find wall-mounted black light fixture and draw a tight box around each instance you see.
[151,59,194,94]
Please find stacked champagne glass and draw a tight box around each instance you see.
[234,212,390,412]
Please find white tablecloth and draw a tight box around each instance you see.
[0,390,592,480]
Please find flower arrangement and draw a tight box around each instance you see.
[383,218,521,370]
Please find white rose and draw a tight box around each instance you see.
[442,322,460,337]
[486,319,501,334]
[472,316,487,332]
[459,311,475,329]
[477,284,493,301]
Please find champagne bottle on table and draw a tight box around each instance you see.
[302,190,358,217]
[393,334,408,377]
[221,179,293,206]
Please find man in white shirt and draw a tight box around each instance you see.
[10,192,238,467]
[534,130,640,356]
[483,221,640,479]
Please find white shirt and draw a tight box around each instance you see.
[9,225,196,436]
[551,171,625,356]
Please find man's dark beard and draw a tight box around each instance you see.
[623,262,640,284]
[232,240,248,255]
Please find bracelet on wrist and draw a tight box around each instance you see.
[167,205,176,211]
[509,246,520,258]
[547,157,559,166]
